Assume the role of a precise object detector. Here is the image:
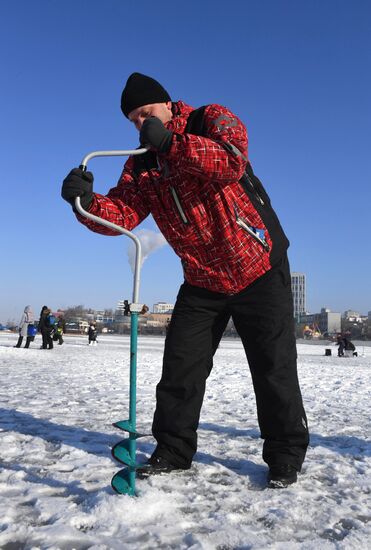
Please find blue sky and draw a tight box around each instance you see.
[1,0,370,323]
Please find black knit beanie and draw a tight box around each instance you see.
[120,72,171,118]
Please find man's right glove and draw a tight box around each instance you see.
[140,117,173,153]
[61,168,94,211]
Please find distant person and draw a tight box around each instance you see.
[61,72,309,488]
[343,337,357,357]
[88,322,98,345]
[53,316,66,345]
[38,306,48,344]
[336,334,345,357]
[14,305,34,348]
[38,306,54,350]
[123,300,130,316]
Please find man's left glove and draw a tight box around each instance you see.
[61,168,94,211]
[140,117,173,153]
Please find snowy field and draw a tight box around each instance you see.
[0,332,370,550]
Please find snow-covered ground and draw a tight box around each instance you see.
[0,332,370,549]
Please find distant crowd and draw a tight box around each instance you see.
[12,305,359,357]
[14,305,98,349]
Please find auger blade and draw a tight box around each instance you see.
[112,440,136,466]
[111,468,136,496]
[113,419,134,432]
[113,419,148,439]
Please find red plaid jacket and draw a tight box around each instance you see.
[77,101,288,294]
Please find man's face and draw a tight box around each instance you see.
[128,101,173,130]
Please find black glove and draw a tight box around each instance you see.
[140,117,173,153]
[61,168,94,211]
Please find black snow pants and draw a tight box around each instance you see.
[41,331,53,349]
[15,336,33,348]
[152,254,309,471]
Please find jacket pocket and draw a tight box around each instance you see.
[234,205,270,252]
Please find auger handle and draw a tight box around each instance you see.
[79,148,148,171]
[74,148,148,304]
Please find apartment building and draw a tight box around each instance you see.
[291,272,306,319]
[153,302,174,314]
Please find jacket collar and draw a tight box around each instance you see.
[166,101,195,134]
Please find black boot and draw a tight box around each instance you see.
[14,336,23,348]
[136,455,189,479]
[268,464,298,488]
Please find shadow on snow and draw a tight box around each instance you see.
[0,408,369,498]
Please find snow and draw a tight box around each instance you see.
[0,332,370,549]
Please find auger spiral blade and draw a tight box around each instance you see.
[112,419,134,432]
[112,419,148,439]
[112,439,136,466]
[111,468,136,496]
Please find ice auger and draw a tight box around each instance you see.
[75,148,148,496]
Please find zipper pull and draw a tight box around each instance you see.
[170,187,188,224]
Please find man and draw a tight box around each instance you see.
[62,72,309,488]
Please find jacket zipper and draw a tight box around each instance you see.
[170,187,189,224]
[243,172,265,205]
[234,205,270,252]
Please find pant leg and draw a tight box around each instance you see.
[207,303,231,376]
[15,336,23,348]
[24,337,32,348]
[230,256,309,471]
[152,282,230,468]
[47,333,53,349]
[41,332,48,349]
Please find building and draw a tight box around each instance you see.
[65,319,89,334]
[291,272,306,319]
[95,311,114,324]
[146,313,172,328]
[117,300,129,313]
[300,308,341,335]
[343,310,361,322]
[153,302,174,314]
